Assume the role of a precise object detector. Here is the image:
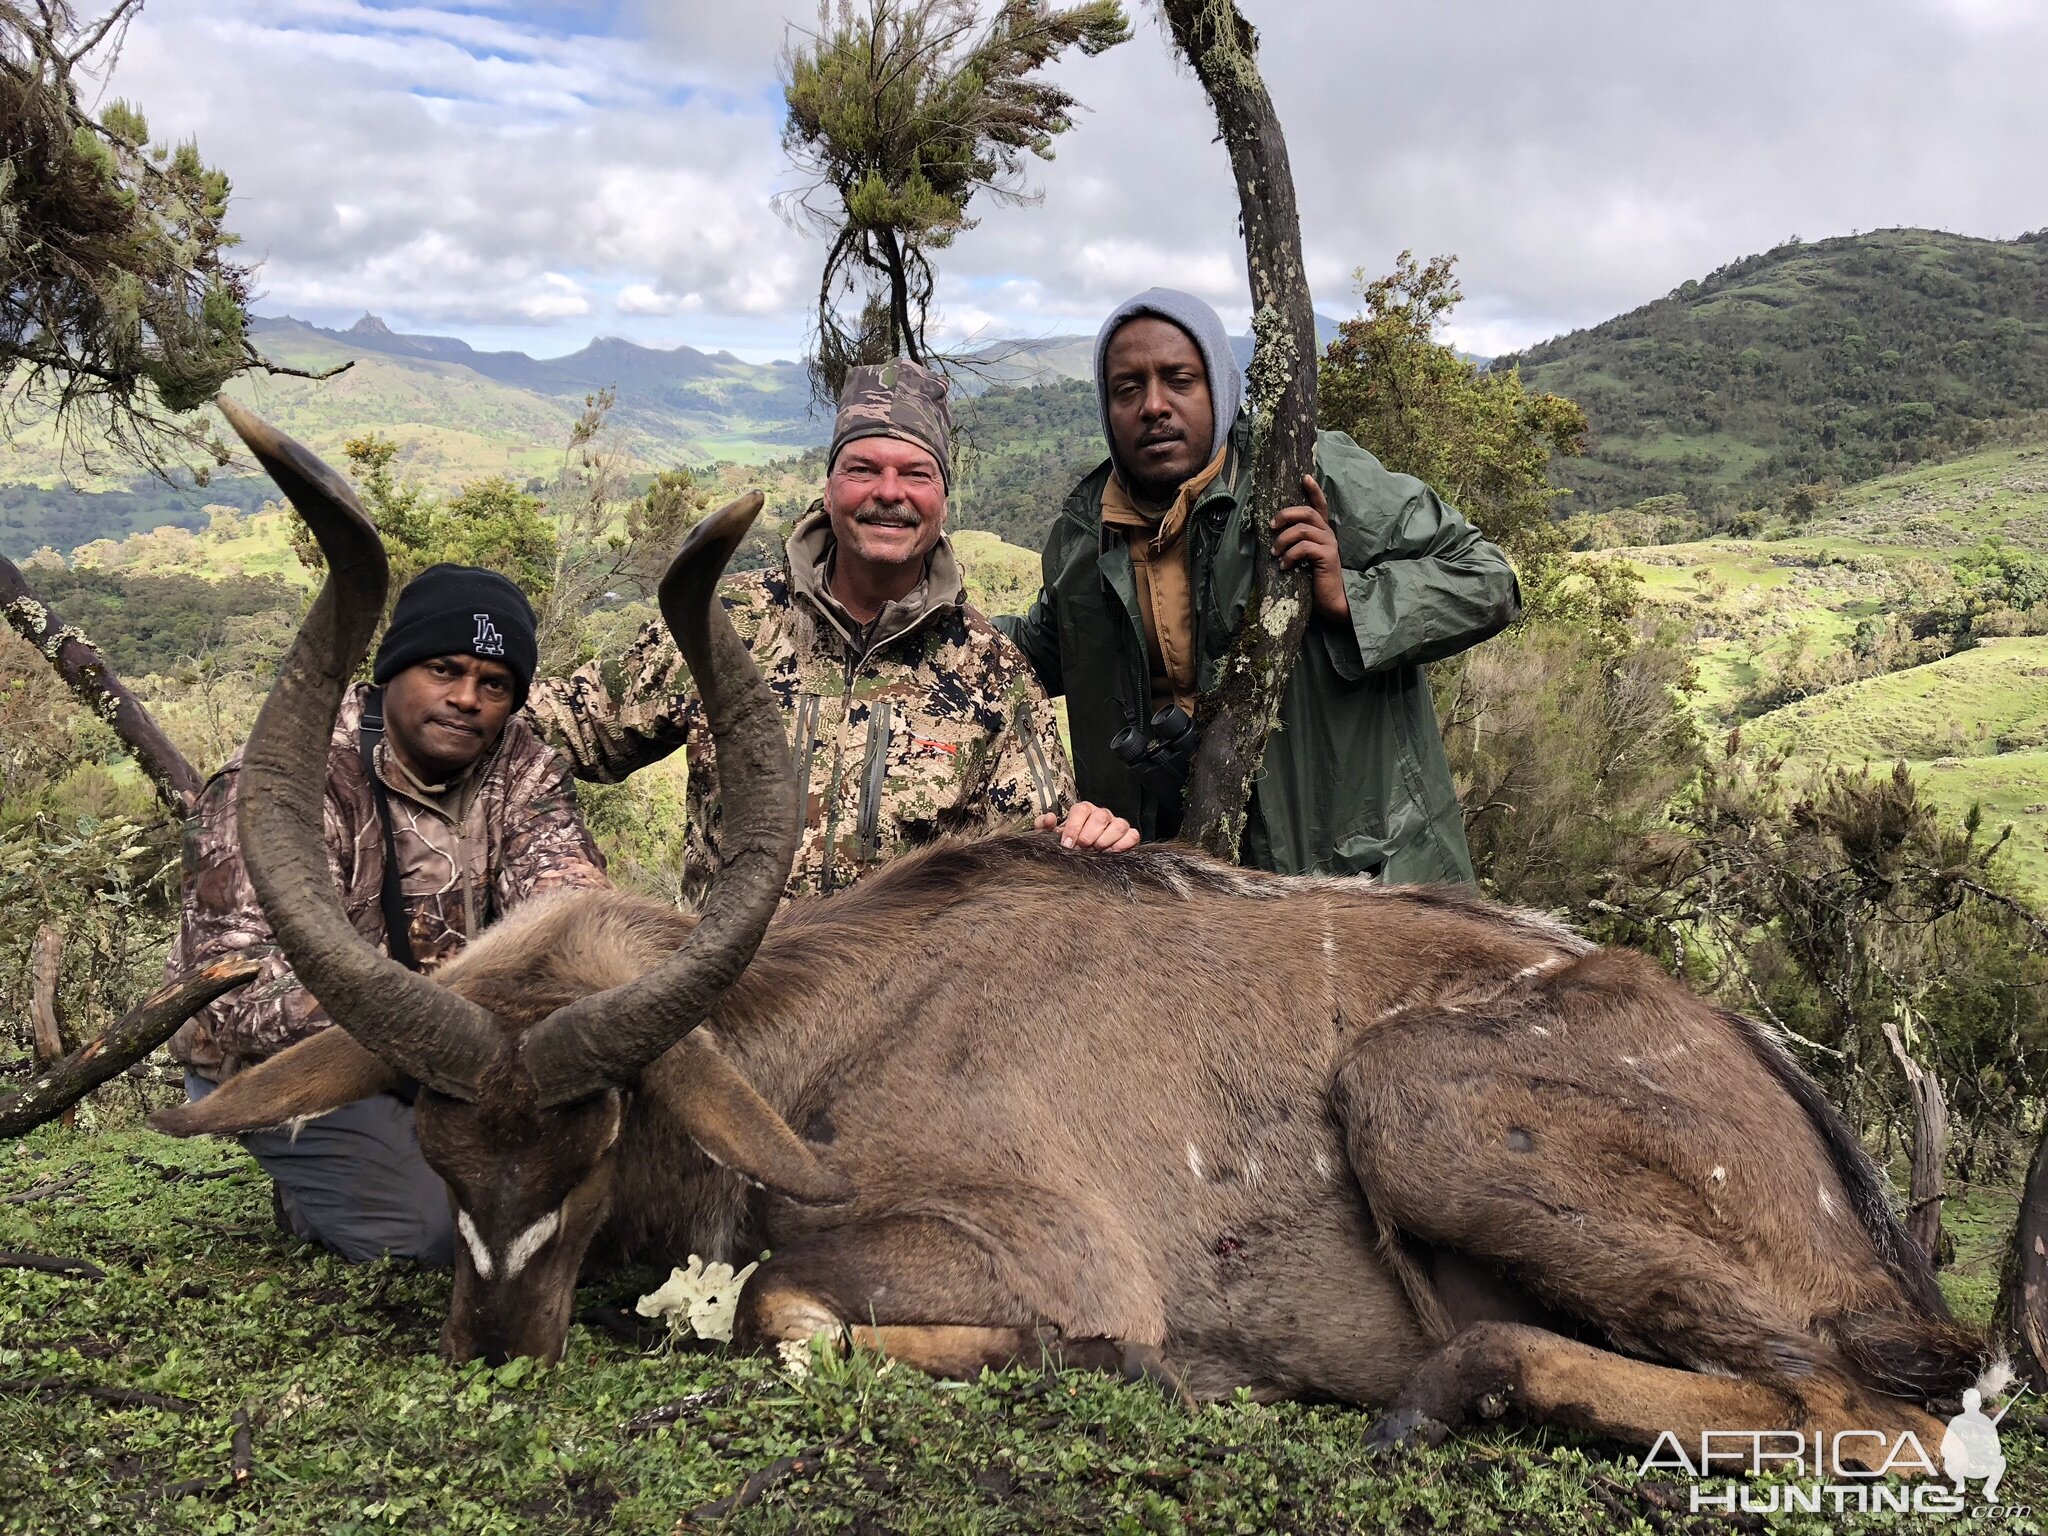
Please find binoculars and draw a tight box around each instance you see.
[1110,702,1200,798]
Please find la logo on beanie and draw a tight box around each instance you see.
[374,566,538,704]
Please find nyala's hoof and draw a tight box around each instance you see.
[1116,1342,1196,1412]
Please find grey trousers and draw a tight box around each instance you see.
[184,1072,453,1266]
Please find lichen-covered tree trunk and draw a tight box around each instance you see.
[2001,1116,2048,1388]
[1159,0,1319,862]
[0,553,202,815]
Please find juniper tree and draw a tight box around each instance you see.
[780,0,1130,401]
[0,1,332,468]
[1319,252,1589,601]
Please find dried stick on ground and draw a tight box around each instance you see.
[0,1251,104,1278]
[0,958,258,1138]
[0,1376,194,1412]
[1158,0,1319,861]
[0,553,204,814]
[1,1166,88,1203]
[29,926,73,1130]
[672,1437,851,1531]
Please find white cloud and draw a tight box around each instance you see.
[520,274,591,321]
[616,284,701,317]
[99,0,2048,359]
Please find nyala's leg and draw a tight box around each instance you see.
[1380,1321,1946,1473]
[736,1214,1188,1402]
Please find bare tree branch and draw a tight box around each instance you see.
[0,957,258,1139]
[29,926,72,1130]
[244,350,354,385]
[0,552,204,813]
[1878,1015,1948,1263]
[59,0,140,67]
[1949,875,2048,947]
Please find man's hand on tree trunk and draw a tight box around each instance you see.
[1271,474,1349,625]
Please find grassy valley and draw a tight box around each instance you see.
[1611,439,2048,895]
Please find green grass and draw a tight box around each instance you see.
[1618,543,1887,714]
[1915,749,2048,897]
[1941,1174,2029,1325]
[10,1128,2040,1533]
[1747,637,2048,762]
[1610,439,2048,899]
[952,530,1042,616]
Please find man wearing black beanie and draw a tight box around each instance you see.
[168,564,607,1266]
[372,563,541,780]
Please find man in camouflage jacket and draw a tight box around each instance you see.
[169,565,607,1264]
[530,360,1136,900]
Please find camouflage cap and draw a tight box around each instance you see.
[828,359,953,489]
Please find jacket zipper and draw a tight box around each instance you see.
[790,692,821,787]
[811,598,961,891]
[857,699,894,860]
[816,641,866,894]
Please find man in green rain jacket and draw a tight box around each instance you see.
[999,287,1520,884]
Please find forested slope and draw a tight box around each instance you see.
[1503,228,2048,517]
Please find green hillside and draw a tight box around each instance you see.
[1506,228,2048,517]
[1615,438,2048,897]
[1749,650,2048,898]
[949,377,1100,551]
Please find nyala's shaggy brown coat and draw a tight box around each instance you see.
[171,832,1997,1458]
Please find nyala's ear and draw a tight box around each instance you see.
[644,1036,855,1206]
[149,1027,400,1137]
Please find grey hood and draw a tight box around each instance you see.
[1092,287,1245,486]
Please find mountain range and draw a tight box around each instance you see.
[5,228,2045,561]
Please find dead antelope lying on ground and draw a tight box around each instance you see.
[157,400,1999,1462]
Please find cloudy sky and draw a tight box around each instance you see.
[94,0,2048,363]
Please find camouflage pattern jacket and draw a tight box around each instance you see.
[169,685,609,1078]
[528,509,1075,900]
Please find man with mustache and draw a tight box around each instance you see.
[168,566,609,1262]
[1001,288,1520,882]
[532,359,1134,901]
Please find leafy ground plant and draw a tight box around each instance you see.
[3,1127,2044,1533]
